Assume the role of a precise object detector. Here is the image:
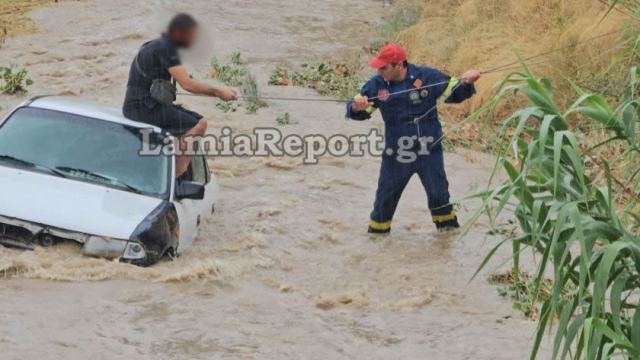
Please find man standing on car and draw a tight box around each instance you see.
[346,43,480,233]
[123,13,238,178]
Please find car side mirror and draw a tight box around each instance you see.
[175,181,205,200]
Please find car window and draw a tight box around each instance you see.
[190,155,208,184]
[0,107,171,197]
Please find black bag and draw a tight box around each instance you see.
[135,48,176,106]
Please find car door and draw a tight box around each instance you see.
[173,155,217,250]
[190,154,217,223]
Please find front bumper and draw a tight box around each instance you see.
[0,214,145,260]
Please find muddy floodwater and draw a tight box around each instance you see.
[0,0,550,359]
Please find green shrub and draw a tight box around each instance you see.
[489,271,553,320]
[268,62,361,100]
[241,73,267,114]
[268,66,292,86]
[215,101,238,113]
[468,61,640,359]
[210,53,268,114]
[209,54,247,87]
[276,112,291,126]
[231,51,242,65]
[0,65,33,94]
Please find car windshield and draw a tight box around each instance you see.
[0,107,170,197]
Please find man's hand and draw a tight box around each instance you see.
[352,95,374,112]
[217,88,238,101]
[461,69,481,85]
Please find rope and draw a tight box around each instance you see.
[177,92,345,102]
[177,79,455,103]
[177,30,633,213]
[176,30,623,104]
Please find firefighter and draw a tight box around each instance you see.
[346,43,480,233]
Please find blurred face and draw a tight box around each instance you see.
[172,26,198,48]
[378,63,405,82]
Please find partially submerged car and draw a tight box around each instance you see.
[0,96,218,266]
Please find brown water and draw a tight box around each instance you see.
[0,1,549,358]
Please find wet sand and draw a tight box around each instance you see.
[0,0,549,358]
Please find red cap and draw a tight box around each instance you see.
[369,43,407,69]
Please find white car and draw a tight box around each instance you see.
[0,96,218,266]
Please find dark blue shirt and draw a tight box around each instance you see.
[124,35,181,106]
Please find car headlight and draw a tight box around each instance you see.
[82,236,125,259]
[123,241,146,260]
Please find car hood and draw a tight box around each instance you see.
[0,166,164,240]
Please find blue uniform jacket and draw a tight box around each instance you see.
[346,63,476,152]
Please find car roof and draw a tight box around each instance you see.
[23,96,163,132]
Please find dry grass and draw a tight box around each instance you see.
[0,0,59,38]
[395,0,633,151]
[398,0,628,102]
